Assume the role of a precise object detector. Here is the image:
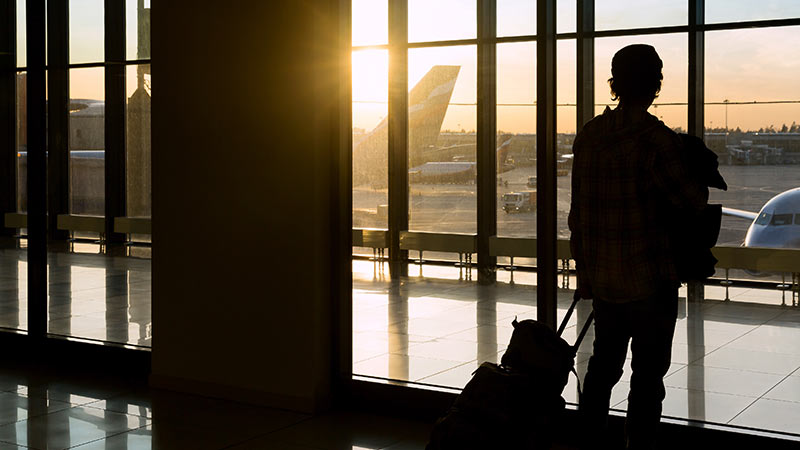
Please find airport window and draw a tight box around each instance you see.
[349,0,800,439]
[15,0,25,67]
[497,0,535,37]
[69,0,104,64]
[352,49,388,230]
[497,41,536,238]
[556,0,576,33]
[15,72,26,213]
[126,64,151,219]
[705,26,800,245]
[594,0,687,31]
[126,0,151,60]
[408,45,477,235]
[69,67,105,217]
[352,0,387,46]
[408,0,476,43]
[705,0,800,25]
[3,1,152,346]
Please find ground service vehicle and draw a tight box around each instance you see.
[502,191,536,213]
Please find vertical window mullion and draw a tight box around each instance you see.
[26,0,47,338]
[576,0,595,129]
[688,0,704,137]
[1,0,16,234]
[47,0,69,241]
[477,0,497,284]
[537,0,558,330]
[105,0,126,243]
[388,0,408,277]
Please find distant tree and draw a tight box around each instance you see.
[791,121,798,133]
[781,123,789,133]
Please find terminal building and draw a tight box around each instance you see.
[0,1,799,448]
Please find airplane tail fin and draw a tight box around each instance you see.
[354,65,461,186]
[408,65,461,167]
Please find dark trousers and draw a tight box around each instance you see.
[578,287,679,450]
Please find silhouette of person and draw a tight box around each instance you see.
[568,44,708,449]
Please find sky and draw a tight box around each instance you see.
[351,0,800,135]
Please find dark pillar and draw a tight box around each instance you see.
[332,0,353,405]
[388,0,409,278]
[477,0,497,284]
[105,0,127,244]
[687,0,705,303]
[27,0,47,337]
[47,0,69,241]
[0,0,16,237]
[537,0,558,330]
[576,0,595,130]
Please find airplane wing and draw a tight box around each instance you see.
[722,207,758,221]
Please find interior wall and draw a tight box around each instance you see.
[150,0,346,412]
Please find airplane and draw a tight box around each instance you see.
[353,65,515,187]
[722,187,800,248]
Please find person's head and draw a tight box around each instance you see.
[608,44,663,108]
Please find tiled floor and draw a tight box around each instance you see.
[0,246,151,347]
[353,259,800,437]
[0,365,434,450]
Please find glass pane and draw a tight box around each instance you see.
[127,64,152,219]
[497,0,535,37]
[595,0,687,31]
[595,34,688,132]
[50,68,152,348]
[352,0,387,46]
[16,72,27,213]
[2,72,28,332]
[557,40,576,240]
[69,68,105,216]
[126,0,151,60]
[707,0,800,24]
[408,45,476,234]
[16,0,26,67]
[409,0,476,43]
[497,42,535,238]
[705,27,800,248]
[69,0,104,64]
[352,50,388,229]
[558,0,576,33]
[498,0,574,35]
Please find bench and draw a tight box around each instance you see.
[114,216,152,240]
[489,237,573,285]
[352,228,388,260]
[4,212,28,230]
[712,246,800,305]
[399,231,477,268]
[57,214,106,249]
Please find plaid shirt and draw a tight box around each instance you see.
[568,107,708,303]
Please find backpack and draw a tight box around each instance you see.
[426,292,593,450]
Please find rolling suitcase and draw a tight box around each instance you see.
[426,292,594,450]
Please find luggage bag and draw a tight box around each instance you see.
[426,292,594,450]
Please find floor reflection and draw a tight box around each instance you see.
[353,259,800,436]
[0,247,151,347]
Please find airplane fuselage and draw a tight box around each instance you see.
[743,187,800,249]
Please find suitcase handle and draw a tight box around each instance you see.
[558,290,595,354]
